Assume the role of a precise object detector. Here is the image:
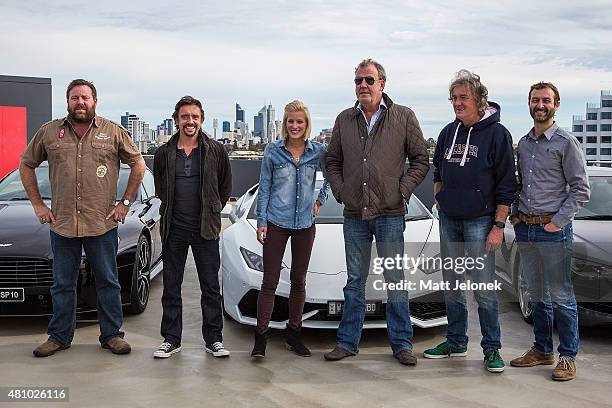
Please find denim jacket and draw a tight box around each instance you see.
[257,139,329,229]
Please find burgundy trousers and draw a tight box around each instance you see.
[256,222,316,332]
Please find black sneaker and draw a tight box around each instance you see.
[205,341,230,357]
[153,342,181,358]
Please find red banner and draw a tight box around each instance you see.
[0,106,27,179]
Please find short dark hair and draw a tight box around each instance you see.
[66,79,97,100]
[172,96,205,128]
[529,82,560,103]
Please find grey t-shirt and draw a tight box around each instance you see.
[172,147,201,231]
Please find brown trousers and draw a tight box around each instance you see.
[256,222,316,332]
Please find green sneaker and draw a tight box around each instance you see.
[484,349,505,373]
[423,342,468,359]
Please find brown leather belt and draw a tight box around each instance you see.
[518,213,555,225]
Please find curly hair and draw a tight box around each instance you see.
[449,69,488,116]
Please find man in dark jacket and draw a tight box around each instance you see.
[324,59,430,366]
[425,70,516,373]
[152,96,232,359]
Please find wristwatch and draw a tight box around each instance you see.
[493,220,505,229]
[121,198,131,206]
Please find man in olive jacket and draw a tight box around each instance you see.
[324,59,430,366]
[152,96,232,359]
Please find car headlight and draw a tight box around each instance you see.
[240,247,264,272]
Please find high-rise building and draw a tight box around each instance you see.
[572,90,612,167]
[121,112,138,130]
[267,104,275,143]
[236,103,245,122]
[213,118,218,139]
[222,121,231,132]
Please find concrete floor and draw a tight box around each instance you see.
[2,254,612,408]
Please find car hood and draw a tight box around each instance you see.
[574,220,612,265]
[247,218,433,275]
[0,201,53,258]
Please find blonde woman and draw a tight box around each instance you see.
[252,101,329,358]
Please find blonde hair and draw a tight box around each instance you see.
[281,100,312,141]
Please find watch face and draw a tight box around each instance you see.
[123,199,130,206]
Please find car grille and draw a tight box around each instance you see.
[0,257,54,287]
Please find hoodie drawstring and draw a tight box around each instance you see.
[460,127,472,167]
[445,123,472,167]
[445,124,460,160]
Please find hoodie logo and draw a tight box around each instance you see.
[444,144,479,164]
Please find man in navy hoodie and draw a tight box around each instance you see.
[425,70,516,373]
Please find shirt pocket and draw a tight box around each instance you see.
[91,141,117,164]
[46,142,74,164]
[273,162,292,179]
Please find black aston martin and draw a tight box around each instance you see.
[0,162,163,316]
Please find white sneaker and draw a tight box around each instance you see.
[205,341,230,357]
[153,342,181,358]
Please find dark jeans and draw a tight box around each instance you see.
[257,222,316,332]
[514,221,579,359]
[439,211,501,352]
[336,215,412,355]
[161,226,223,346]
[48,228,124,346]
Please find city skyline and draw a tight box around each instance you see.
[2,1,611,141]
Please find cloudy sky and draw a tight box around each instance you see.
[2,0,611,141]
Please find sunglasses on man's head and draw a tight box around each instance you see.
[354,76,377,85]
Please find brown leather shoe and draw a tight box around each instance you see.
[552,356,576,381]
[102,337,131,355]
[324,346,356,361]
[394,349,418,366]
[510,348,555,367]
[33,340,70,357]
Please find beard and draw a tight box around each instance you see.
[68,105,96,123]
[530,106,555,123]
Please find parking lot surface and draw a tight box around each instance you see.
[2,251,612,408]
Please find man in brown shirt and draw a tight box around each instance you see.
[20,79,145,357]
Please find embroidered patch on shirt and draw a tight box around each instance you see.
[96,165,108,178]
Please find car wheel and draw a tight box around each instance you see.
[127,234,151,314]
[515,256,534,324]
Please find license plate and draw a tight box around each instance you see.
[0,288,25,302]
[327,300,381,316]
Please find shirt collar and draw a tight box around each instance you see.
[357,99,387,115]
[528,122,558,141]
[278,138,313,151]
[62,115,100,128]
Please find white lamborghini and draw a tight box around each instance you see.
[221,173,447,329]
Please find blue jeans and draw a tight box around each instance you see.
[336,215,412,354]
[48,228,124,346]
[514,221,579,359]
[439,211,501,352]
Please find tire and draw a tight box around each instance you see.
[127,234,151,314]
[514,255,534,324]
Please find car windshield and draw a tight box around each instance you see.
[0,165,130,201]
[247,180,430,223]
[575,176,612,219]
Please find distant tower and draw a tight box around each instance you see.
[236,103,245,122]
[213,118,218,139]
[222,121,231,132]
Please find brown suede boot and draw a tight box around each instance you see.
[102,337,131,355]
[510,348,555,367]
[552,356,577,381]
[33,340,70,357]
